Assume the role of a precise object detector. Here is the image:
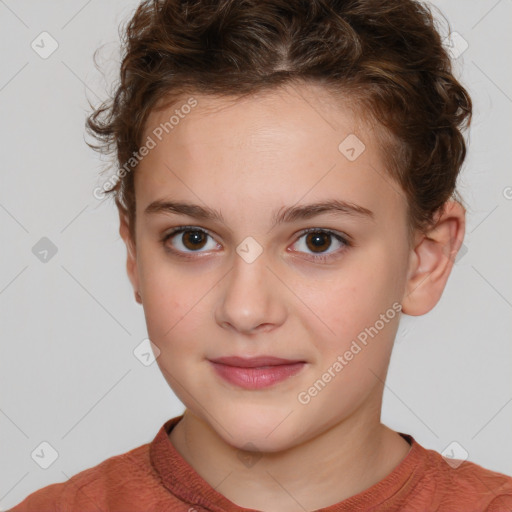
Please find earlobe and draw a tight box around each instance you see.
[401,201,466,316]
[118,209,141,303]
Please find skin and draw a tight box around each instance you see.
[119,82,465,511]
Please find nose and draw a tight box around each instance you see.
[214,249,287,335]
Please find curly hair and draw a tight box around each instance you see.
[86,0,472,244]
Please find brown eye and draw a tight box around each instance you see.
[181,230,208,250]
[163,227,218,254]
[291,228,349,261]
[304,231,332,253]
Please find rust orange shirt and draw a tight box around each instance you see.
[9,415,512,511]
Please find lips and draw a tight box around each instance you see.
[209,356,305,368]
[208,356,307,389]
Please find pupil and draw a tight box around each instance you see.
[307,232,330,252]
[184,231,206,250]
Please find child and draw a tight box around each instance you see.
[10,0,512,510]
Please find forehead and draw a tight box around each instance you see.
[143,83,367,152]
[136,83,406,226]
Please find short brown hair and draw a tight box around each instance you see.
[86,0,472,243]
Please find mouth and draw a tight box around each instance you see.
[208,356,307,389]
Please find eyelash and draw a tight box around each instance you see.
[160,226,351,262]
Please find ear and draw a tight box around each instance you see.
[118,209,142,304]
[401,200,465,316]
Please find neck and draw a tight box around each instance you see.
[169,402,411,511]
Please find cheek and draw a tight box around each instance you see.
[143,281,200,344]
[288,259,403,398]
[294,255,399,344]
[138,250,215,349]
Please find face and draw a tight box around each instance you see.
[125,82,413,452]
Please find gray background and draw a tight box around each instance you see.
[1,0,511,509]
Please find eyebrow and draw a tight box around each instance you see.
[145,198,374,226]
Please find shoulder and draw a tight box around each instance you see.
[8,443,155,511]
[417,441,512,511]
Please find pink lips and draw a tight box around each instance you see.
[208,356,306,390]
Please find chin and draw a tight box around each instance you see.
[210,404,305,453]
